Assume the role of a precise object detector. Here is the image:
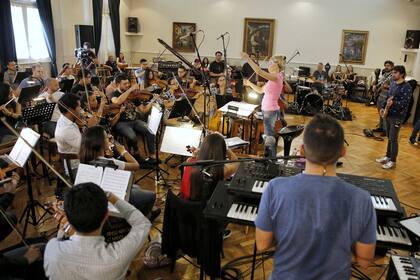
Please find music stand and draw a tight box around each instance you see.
[13,72,30,85]
[18,85,42,106]
[59,79,74,93]
[160,126,202,157]
[7,128,52,238]
[168,98,196,120]
[135,105,169,185]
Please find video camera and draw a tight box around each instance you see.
[74,48,90,60]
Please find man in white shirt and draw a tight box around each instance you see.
[44,183,151,280]
[38,78,64,136]
[55,93,82,157]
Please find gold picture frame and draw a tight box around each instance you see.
[172,22,196,53]
[340,30,369,65]
[243,18,275,58]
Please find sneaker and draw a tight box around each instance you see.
[409,137,416,145]
[382,161,396,169]
[223,229,231,239]
[375,156,390,164]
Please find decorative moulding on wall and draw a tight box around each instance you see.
[125,32,143,36]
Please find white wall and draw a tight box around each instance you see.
[125,0,420,76]
[51,0,130,70]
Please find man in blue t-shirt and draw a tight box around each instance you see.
[255,114,377,280]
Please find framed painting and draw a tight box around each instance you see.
[243,18,275,58]
[340,30,369,64]
[172,22,196,53]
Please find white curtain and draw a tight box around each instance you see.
[97,0,115,63]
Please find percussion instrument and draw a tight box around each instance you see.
[302,93,323,115]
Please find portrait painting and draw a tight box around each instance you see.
[172,22,196,53]
[340,30,369,64]
[243,18,275,58]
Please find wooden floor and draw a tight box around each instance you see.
[2,101,420,280]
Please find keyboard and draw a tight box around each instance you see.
[377,225,412,246]
[338,173,404,218]
[227,203,258,222]
[228,161,302,198]
[388,255,420,280]
[204,181,259,226]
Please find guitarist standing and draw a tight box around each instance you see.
[375,66,412,170]
[373,60,394,133]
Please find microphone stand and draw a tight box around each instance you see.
[219,33,229,94]
[286,50,300,65]
[190,32,211,130]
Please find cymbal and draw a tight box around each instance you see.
[294,68,304,72]
[297,85,311,90]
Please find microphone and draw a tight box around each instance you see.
[179,30,202,40]
[296,50,301,55]
[216,32,229,40]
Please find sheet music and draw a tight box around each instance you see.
[160,126,202,156]
[225,137,249,148]
[147,105,163,135]
[74,164,103,186]
[218,101,259,117]
[8,128,40,167]
[100,168,132,213]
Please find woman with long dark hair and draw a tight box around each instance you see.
[181,133,239,201]
[79,126,160,220]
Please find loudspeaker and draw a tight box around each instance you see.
[404,30,420,49]
[127,17,138,33]
[75,25,95,48]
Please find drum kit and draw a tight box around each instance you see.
[287,69,349,119]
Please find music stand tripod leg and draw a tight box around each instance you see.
[251,242,257,280]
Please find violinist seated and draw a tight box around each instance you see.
[80,89,109,128]
[70,69,93,96]
[16,64,45,97]
[79,126,160,220]
[54,93,82,171]
[180,133,239,201]
[0,173,46,280]
[167,66,198,99]
[43,183,151,280]
[37,78,65,137]
[0,83,21,144]
[58,63,75,82]
[144,68,168,93]
[116,52,128,71]
[105,55,121,76]
[111,74,157,165]
[105,76,118,101]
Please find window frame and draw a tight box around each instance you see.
[11,0,51,63]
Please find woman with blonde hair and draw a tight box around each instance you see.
[241,53,289,157]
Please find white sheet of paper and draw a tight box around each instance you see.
[100,168,132,213]
[9,128,40,167]
[218,101,259,118]
[160,126,202,157]
[225,137,249,148]
[147,105,163,135]
[74,164,103,186]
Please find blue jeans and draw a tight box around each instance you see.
[263,110,280,158]
[115,120,155,155]
[129,185,156,216]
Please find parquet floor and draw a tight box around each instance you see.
[1,101,419,280]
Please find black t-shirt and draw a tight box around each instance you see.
[106,61,119,75]
[112,90,138,122]
[71,84,92,96]
[209,61,225,74]
[242,63,254,79]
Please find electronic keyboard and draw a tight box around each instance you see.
[387,255,420,280]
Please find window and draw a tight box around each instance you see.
[11,0,49,62]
